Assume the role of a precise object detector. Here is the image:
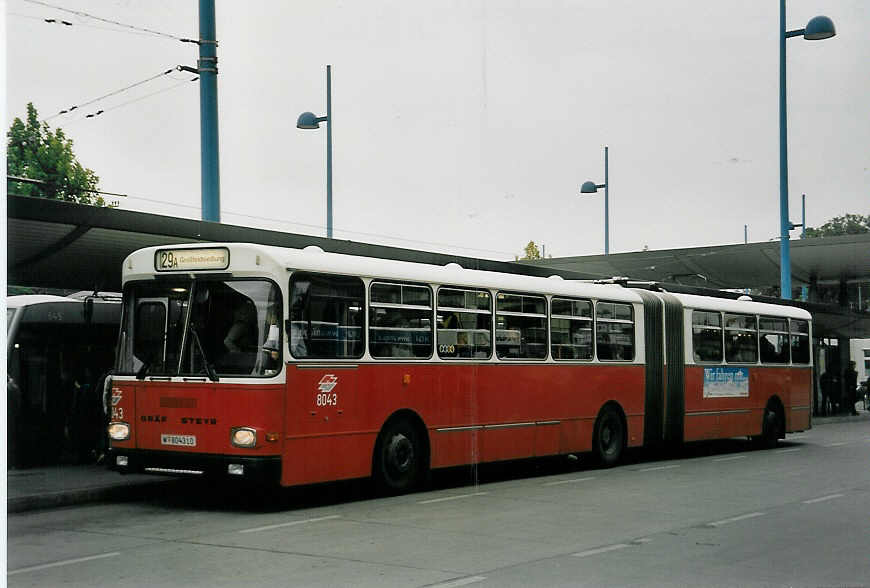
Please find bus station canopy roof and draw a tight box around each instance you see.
[7,194,870,339]
[524,234,870,290]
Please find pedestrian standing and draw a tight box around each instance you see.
[843,361,859,416]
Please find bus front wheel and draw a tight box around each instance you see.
[374,418,424,494]
[592,405,625,467]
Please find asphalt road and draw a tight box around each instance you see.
[7,421,870,587]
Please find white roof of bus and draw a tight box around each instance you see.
[670,292,811,321]
[124,242,643,303]
[123,244,813,320]
[6,295,79,309]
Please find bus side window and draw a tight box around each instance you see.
[369,282,432,359]
[289,272,365,360]
[789,319,810,364]
[595,302,634,361]
[436,287,492,359]
[724,314,758,364]
[759,317,789,364]
[551,298,593,361]
[495,293,547,360]
[692,310,723,363]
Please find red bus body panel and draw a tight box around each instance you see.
[282,363,645,487]
[112,362,809,488]
[683,366,812,441]
[110,381,285,458]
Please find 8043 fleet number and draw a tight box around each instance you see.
[316,393,338,407]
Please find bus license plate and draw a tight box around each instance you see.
[161,434,196,447]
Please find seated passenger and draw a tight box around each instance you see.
[224,301,256,352]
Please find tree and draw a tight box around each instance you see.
[804,213,870,238]
[6,102,107,205]
[517,241,542,261]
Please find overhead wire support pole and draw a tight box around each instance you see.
[199,0,220,222]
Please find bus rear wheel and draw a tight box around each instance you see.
[593,405,625,467]
[753,406,782,449]
[374,418,424,494]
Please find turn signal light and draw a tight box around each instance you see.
[265,432,280,443]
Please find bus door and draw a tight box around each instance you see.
[284,365,365,485]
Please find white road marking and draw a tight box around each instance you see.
[543,476,596,486]
[572,543,630,558]
[238,514,341,534]
[427,576,487,588]
[418,492,489,505]
[802,493,845,504]
[706,512,766,527]
[775,448,801,453]
[7,552,121,576]
[712,455,747,462]
[639,464,680,472]
[824,442,847,447]
[631,537,653,544]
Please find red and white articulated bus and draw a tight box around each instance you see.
[107,243,812,493]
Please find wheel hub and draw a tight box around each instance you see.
[387,434,413,473]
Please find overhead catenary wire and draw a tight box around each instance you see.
[77,77,197,121]
[21,0,199,43]
[45,67,194,121]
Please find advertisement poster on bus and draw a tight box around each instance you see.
[702,367,750,398]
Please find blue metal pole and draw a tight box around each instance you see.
[326,65,333,239]
[199,0,220,222]
[779,0,791,299]
[604,145,609,255]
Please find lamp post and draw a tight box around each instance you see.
[778,3,834,299]
[297,64,333,238]
[580,145,609,255]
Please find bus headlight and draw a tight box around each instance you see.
[108,422,130,441]
[231,427,257,448]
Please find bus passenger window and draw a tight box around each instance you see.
[436,288,492,359]
[692,311,722,362]
[551,298,593,360]
[289,273,364,359]
[369,282,432,359]
[495,293,547,360]
[759,317,789,364]
[724,314,758,364]
[595,302,634,361]
[789,319,810,364]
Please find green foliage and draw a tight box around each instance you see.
[6,102,108,206]
[518,241,542,261]
[804,213,870,238]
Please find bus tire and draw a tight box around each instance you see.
[753,404,782,449]
[373,417,425,494]
[592,404,625,467]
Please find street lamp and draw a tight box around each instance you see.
[580,145,609,255]
[297,64,333,238]
[779,4,835,299]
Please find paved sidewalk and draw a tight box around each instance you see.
[6,410,869,513]
[6,463,180,513]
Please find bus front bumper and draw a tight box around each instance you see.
[107,448,281,484]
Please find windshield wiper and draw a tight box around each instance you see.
[189,324,219,382]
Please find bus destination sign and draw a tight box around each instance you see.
[155,248,230,272]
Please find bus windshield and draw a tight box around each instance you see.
[116,279,282,378]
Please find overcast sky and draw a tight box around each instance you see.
[5,0,869,260]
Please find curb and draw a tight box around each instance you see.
[7,479,184,514]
